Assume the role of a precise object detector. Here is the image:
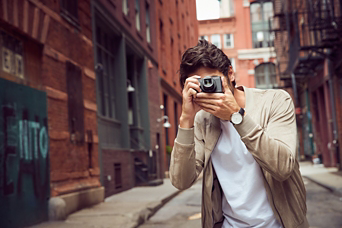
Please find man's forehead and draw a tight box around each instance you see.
[188,67,224,78]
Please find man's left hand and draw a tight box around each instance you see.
[194,77,240,121]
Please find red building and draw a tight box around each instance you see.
[0,0,102,226]
[155,0,199,174]
[198,0,278,90]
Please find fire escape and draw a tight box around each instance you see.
[271,0,342,83]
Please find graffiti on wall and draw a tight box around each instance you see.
[0,78,49,228]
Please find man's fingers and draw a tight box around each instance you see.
[195,99,220,106]
[196,92,223,99]
[186,82,201,93]
[197,102,217,111]
[189,88,197,98]
[221,77,232,95]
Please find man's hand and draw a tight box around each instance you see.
[180,76,202,128]
[194,77,240,121]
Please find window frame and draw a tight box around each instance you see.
[224,34,234,49]
[210,34,221,49]
[146,2,151,43]
[254,62,277,89]
[60,0,79,27]
[250,0,274,48]
[135,0,141,31]
[122,0,129,16]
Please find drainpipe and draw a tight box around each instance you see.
[291,73,301,160]
[291,73,299,107]
[327,49,340,168]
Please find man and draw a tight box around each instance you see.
[170,40,308,228]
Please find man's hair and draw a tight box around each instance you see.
[179,39,235,89]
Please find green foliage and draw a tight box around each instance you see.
[166,145,172,154]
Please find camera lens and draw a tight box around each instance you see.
[202,77,216,92]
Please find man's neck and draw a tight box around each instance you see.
[234,87,246,109]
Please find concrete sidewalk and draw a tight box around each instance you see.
[31,179,181,228]
[299,161,342,196]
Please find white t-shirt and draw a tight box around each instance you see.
[211,120,282,228]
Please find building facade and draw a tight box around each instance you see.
[91,0,163,197]
[198,0,278,90]
[0,0,102,227]
[271,0,342,168]
[155,0,199,174]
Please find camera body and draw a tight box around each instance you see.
[198,76,223,93]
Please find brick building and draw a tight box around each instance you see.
[271,0,342,168]
[91,0,163,198]
[155,0,199,173]
[0,0,102,227]
[198,0,278,90]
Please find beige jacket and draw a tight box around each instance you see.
[170,87,309,228]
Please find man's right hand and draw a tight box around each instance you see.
[180,76,202,128]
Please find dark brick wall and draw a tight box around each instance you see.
[102,149,134,197]
[0,0,101,197]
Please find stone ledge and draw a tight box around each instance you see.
[49,186,105,221]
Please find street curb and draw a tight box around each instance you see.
[130,189,183,228]
[131,177,203,228]
[303,175,342,197]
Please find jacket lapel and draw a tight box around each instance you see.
[204,114,222,168]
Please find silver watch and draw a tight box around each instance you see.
[231,108,245,125]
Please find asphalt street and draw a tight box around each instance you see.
[139,180,202,228]
[139,177,342,228]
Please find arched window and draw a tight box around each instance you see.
[254,63,277,89]
[250,1,274,48]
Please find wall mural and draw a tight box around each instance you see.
[0,78,49,228]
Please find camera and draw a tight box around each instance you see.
[198,76,223,93]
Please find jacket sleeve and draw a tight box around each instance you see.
[169,121,205,190]
[234,91,297,181]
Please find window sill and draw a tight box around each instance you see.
[123,13,131,27]
[136,29,143,40]
[147,43,153,52]
[97,114,122,125]
[61,11,81,30]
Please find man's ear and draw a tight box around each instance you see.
[228,65,235,84]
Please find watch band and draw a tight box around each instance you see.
[238,108,245,116]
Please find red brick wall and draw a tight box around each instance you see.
[156,0,199,172]
[102,149,134,197]
[0,0,101,196]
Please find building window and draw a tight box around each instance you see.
[146,3,151,43]
[199,35,208,41]
[96,25,117,119]
[211,34,221,49]
[135,0,140,31]
[224,34,234,48]
[123,0,129,15]
[254,63,277,89]
[230,58,236,70]
[250,1,274,48]
[60,0,79,25]
[66,61,84,143]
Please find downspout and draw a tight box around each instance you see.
[327,49,339,168]
[291,73,301,160]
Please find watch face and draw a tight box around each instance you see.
[231,113,243,124]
